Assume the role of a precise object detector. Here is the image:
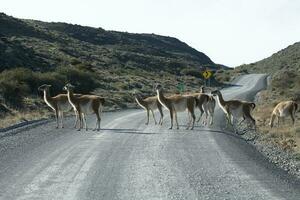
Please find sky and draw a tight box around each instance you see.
[2,0,300,67]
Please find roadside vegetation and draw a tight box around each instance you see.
[0,66,206,128]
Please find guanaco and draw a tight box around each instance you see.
[211,90,256,129]
[134,93,164,125]
[38,84,80,128]
[63,84,105,131]
[156,84,196,130]
[269,100,298,128]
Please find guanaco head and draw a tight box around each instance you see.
[132,90,137,96]
[63,83,75,92]
[211,90,221,97]
[155,84,163,91]
[200,86,205,93]
[38,84,51,92]
[132,90,142,100]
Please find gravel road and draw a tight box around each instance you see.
[0,74,299,200]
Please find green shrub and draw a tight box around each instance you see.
[55,66,100,93]
[180,68,202,78]
[0,66,101,108]
[0,79,29,108]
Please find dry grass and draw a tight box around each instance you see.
[0,109,51,129]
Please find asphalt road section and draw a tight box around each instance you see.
[0,74,299,200]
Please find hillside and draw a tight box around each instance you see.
[0,13,224,127]
[239,42,300,73]
[238,42,300,99]
[0,12,220,73]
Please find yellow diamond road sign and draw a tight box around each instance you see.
[202,70,212,79]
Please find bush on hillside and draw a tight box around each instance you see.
[0,79,29,108]
[0,66,101,108]
[272,70,296,90]
[56,66,100,93]
[180,68,202,78]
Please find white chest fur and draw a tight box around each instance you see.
[216,96,228,114]
[44,92,56,111]
[135,98,147,110]
[157,94,169,110]
[216,96,243,118]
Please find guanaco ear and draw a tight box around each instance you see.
[38,84,47,91]
[211,90,219,95]
[155,84,162,90]
[64,83,74,89]
[200,86,205,93]
[131,91,137,98]
[62,84,68,90]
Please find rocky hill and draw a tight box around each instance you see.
[237,42,300,99]
[0,12,222,73]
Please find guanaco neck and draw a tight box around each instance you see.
[135,95,148,109]
[66,89,77,108]
[43,89,56,110]
[156,89,170,109]
[215,92,226,107]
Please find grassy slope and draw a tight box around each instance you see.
[0,13,226,128]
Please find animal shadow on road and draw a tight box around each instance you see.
[221,83,243,88]
[204,129,246,141]
[101,128,157,135]
[165,125,245,141]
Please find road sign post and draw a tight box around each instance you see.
[202,70,213,87]
[202,70,212,79]
[177,82,185,94]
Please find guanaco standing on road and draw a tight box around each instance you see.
[200,87,216,126]
[156,84,196,130]
[134,93,164,125]
[63,84,105,131]
[211,90,256,129]
[186,86,216,125]
[38,84,80,128]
